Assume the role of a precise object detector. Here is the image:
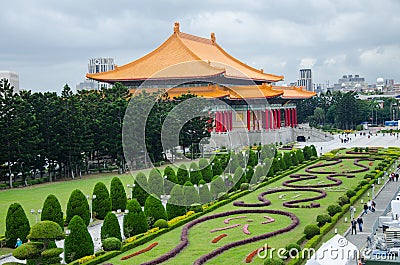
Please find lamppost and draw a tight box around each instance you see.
[372,184,375,199]
[126,183,135,200]
[160,194,171,209]
[86,194,97,223]
[30,209,42,223]
[65,229,71,236]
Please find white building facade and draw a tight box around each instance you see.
[77,58,115,91]
[0,71,19,92]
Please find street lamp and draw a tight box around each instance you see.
[30,209,42,223]
[127,183,135,200]
[371,184,375,199]
[160,194,170,209]
[65,229,71,236]
[86,194,97,223]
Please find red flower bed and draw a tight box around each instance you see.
[212,234,227,243]
[120,242,158,260]
[245,246,269,263]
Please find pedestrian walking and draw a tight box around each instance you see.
[357,216,363,232]
[351,218,357,235]
[367,200,372,212]
[15,238,22,248]
[396,173,399,182]
[363,203,368,215]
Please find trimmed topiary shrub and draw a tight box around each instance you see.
[316,214,332,227]
[286,243,301,257]
[148,168,164,197]
[123,199,148,238]
[346,189,357,198]
[132,173,149,206]
[189,203,204,213]
[199,158,213,183]
[189,163,203,185]
[183,181,200,206]
[327,204,342,217]
[41,194,64,230]
[5,203,30,247]
[240,183,250,191]
[101,212,121,241]
[199,183,212,204]
[210,176,226,199]
[153,219,169,229]
[28,221,64,247]
[177,165,189,185]
[338,196,350,206]
[211,158,223,176]
[264,257,285,265]
[166,185,186,220]
[163,166,178,194]
[110,177,127,211]
[66,189,90,226]
[144,195,167,227]
[64,215,94,263]
[102,237,121,251]
[92,182,111,220]
[12,242,42,260]
[304,224,320,239]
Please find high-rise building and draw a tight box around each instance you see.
[297,69,313,92]
[333,74,366,92]
[0,71,19,92]
[77,58,115,90]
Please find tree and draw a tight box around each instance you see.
[245,166,254,184]
[210,177,226,199]
[110,177,127,211]
[247,150,258,167]
[66,189,90,226]
[199,182,212,204]
[123,199,148,238]
[163,166,178,194]
[211,158,223,176]
[310,145,318,157]
[166,185,186,219]
[92,182,111,220]
[183,181,200,206]
[144,195,168,227]
[283,152,292,168]
[132,173,149,206]
[41,194,64,229]
[296,149,305,164]
[5,203,30,247]
[233,167,245,190]
[189,162,203,185]
[313,107,325,125]
[199,158,213,182]
[290,151,298,166]
[148,168,164,198]
[101,212,121,241]
[177,164,189,185]
[64,215,94,263]
[254,165,264,182]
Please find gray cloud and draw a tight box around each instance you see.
[0,0,399,92]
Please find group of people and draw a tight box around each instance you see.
[351,200,377,235]
[363,200,376,214]
[389,172,399,182]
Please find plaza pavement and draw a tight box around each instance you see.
[3,131,400,264]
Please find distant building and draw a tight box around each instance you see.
[0,71,19,92]
[333,74,367,92]
[77,58,115,90]
[297,69,313,92]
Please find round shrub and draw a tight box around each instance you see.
[189,203,203,213]
[153,219,169,229]
[102,237,121,251]
[359,180,369,187]
[41,247,63,257]
[316,214,332,227]
[264,257,285,265]
[338,196,350,206]
[346,190,356,198]
[304,224,320,239]
[101,212,121,241]
[66,189,90,226]
[286,243,301,257]
[12,242,43,260]
[240,183,250,191]
[92,182,111,220]
[64,215,94,263]
[327,204,342,217]
[28,221,64,245]
[5,203,30,248]
[41,194,64,229]
[110,177,127,211]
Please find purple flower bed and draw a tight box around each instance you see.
[305,159,342,174]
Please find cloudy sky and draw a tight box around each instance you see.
[1,0,399,93]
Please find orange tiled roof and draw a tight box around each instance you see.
[275,86,317,99]
[87,23,283,83]
[130,83,284,100]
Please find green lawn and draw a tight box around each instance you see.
[106,157,380,265]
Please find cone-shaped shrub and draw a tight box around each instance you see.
[148,168,164,197]
[123,199,148,238]
[66,189,90,226]
[164,166,178,194]
[233,167,245,190]
[5,203,30,247]
[92,182,111,220]
[166,185,186,219]
[101,212,121,241]
[248,150,257,167]
[199,183,212,204]
[144,195,167,227]
[110,177,127,211]
[41,194,64,229]
[177,165,189,185]
[199,158,213,183]
[133,172,149,206]
[189,163,203,185]
[210,177,226,199]
[64,215,94,263]
[212,158,223,176]
[183,181,199,206]
[296,149,305,163]
[283,152,292,168]
[245,166,254,184]
[290,151,298,166]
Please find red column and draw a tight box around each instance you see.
[294,108,297,126]
[265,109,269,130]
[274,109,278,129]
[270,110,273,129]
[223,111,227,132]
[277,109,281,128]
[286,108,291,127]
[229,111,232,131]
[284,109,288,127]
[257,111,260,130]
[215,112,219,132]
[247,110,251,131]
[291,108,295,127]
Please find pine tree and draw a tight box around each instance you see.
[5,203,30,247]
[92,182,111,220]
[123,199,148,238]
[64,216,94,263]
[41,194,64,229]
[166,185,186,219]
[110,177,127,211]
[101,212,121,241]
[66,189,90,226]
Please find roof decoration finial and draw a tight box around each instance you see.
[174,22,180,33]
[211,32,216,43]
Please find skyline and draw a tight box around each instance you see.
[1,0,399,93]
